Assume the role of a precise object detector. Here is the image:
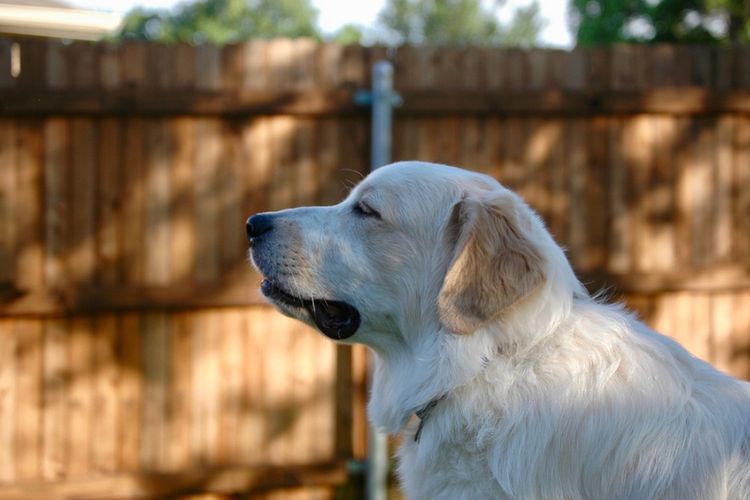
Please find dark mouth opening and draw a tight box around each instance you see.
[261,279,360,340]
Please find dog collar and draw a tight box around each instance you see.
[414,396,446,443]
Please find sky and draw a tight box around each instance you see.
[65,0,573,48]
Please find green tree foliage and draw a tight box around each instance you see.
[571,0,750,45]
[331,24,365,45]
[118,0,320,44]
[377,0,544,46]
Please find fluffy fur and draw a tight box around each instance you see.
[249,161,750,499]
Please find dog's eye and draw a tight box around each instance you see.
[353,201,381,219]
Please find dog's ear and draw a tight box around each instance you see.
[438,193,545,335]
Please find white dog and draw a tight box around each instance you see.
[247,161,750,499]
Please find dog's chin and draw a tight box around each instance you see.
[260,279,361,340]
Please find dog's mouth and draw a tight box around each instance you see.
[260,279,360,340]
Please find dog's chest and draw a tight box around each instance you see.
[396,419,506,499]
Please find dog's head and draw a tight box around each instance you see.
[247,162,568,348]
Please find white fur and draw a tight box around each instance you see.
[251,161,750,499]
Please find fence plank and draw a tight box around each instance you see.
[117,313,142,472]
[334,343,353,461]
[14,320,42,480]
[45,40,68,89]
[315,118,342,205]
[351,344,368,460]
[14,120,44,294]
[651,45,677,87]
[99,43,120,90]
[715,116,733,261]
[70,42,97,89]
[294,118,316,206]
[460,116,485,172]
[202,310,220,466]
[42,318,68,480]
[0,120,16,287]
[500,117,525,192]
[523,117,553,224]
[119,42,146,89]
[290,38,317,90]
[690,46,712,87]
[266,315,292,466]
[191,310,220,466]
[97,118,123,286]
[170,117,196,285]
[712,292,736,376]
[195,45,222,91]
[527,49,548,91]
[545,119,567,240]
[317,43,342,88]
[17,39,45,88]
[339,45,367,88]
[505,48,527,91]
[43,119,68,293]
[670,293,711,360]
[734,116,750,261]
[731,292,750,379]
[484,48,506,90]
[121,119,145,286]
[92,315,118,474]
[194,119,221,284]
[141,313,169,470]
[241,308,267,465]
[738,47,750,88]
[693,118,716,265]
[217,309,244,464]
[630,115,656,273]
[0,320,17,482]
[167,312,192,471]
[269,116,297,210]
[608,118,631,274]
[647,115,677,272]
[482,118,503,180]
[585,117,610,272]
[218,121,245,274]
[566,118,587,268]
[68,316,93,478]
[143,120,172,286]
[0,39,13,89]
[243,117,271,215]
[69,119,97,285]
[290,326,314,463]
[148,43,171,90]
[242,40,268,90]
[313,334,335,460]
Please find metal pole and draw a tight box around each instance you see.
[370,60,394,169]
[365,60,399,500]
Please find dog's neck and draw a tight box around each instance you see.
[366,283,579,434]
[366,323,501,433]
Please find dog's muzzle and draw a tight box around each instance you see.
[260,279,361,340]
[246,212,361,340]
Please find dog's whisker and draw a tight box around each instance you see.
[339,168,366,181]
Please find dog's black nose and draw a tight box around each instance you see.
[246,213,274,242]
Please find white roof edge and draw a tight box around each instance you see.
[0,4,123,40]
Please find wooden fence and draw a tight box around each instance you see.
[0,37,749,498]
